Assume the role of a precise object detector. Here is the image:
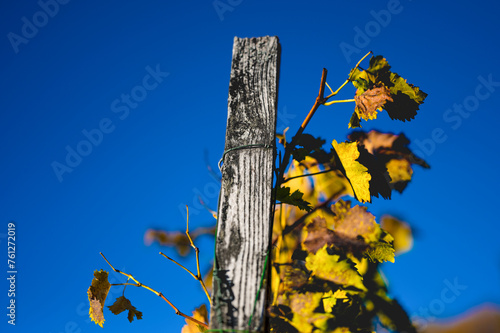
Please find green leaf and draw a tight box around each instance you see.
[276,186,313,212]
[107,296,143,323]
[383,72,428,121]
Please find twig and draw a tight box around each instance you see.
[160,206,212,304]
[324,50,372,99]
[323,98,355,106]
[100,252,208,329]
[282,168,335,184]
[275,51,373,189]
[276,68,328,188]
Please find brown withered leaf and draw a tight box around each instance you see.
[303,216,369,258]
[348,130,398,155]
[354,85,393,122]
[348,130,429,193]
[348,130,429,168]
[144,226,215,257]
[87,270,111,327]
[302,217,336,254]
[283,266,310,290]
[107,296,143,323]
[331,200,380,243]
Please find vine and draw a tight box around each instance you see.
[87,51,428,333]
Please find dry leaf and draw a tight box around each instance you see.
[87,270,111,327]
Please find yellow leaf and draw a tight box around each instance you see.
[311,166,352,202]
[386,158,413,184]
[323,289,348,312]
[285,157,318,207]
[332,140,371,203]
[203,267,213,295]
[87,270,111,327]
[381,215,413,255]
[288,292,333,332]
[365,241,395,263]
[305,245,366,291]
[181,304,208,333]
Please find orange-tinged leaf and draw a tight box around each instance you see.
[302,216,336,254]
[349,130,398,155]
[332,140,371,203]
[144,226,215,257]
[181,304,208,333]
[302,216,368,257]
[354,85,393,122]
[87,270,111,327]
[348,130,429,193]
[331,200,380,243]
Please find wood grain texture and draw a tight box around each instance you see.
[210,36,280,332]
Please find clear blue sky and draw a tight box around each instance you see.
[1,1,499,332]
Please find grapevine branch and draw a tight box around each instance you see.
[99,252,209,329]
[160,205,211,304]
[276,51,372,189]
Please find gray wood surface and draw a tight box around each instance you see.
[210,36,280,332]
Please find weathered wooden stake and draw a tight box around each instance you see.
[210,36,280,332]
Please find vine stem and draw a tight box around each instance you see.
[282,168,335,184]
[160,206,212,304]
[323,98,355,106]
[276,68,328,187]
[100,252,209,329]
[275,51,372,187]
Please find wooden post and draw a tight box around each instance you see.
[210,36,280,332]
